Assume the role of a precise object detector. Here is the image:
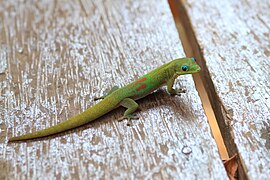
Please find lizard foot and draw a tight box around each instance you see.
[171,88,186,96]
[93,96,104,101]
[118,114,139,126]
[94,86,119,101]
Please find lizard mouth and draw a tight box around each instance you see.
[191,64,201,73]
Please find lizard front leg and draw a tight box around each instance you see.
[118,98,139,126]
[166,75,186,95]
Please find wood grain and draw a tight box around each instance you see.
[180,0,270,179]
[0,0,227,179]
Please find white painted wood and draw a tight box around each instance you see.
[0,0,227,179]
[182,0,270,179]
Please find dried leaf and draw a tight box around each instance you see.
[223,154,238,180]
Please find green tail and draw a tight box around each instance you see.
[9,96,120,142]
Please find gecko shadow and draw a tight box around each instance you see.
[9,89,196,143]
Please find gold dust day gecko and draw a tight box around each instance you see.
[9,57,201,142]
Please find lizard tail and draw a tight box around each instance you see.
[8,96,120,142]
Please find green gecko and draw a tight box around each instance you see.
[9,57,200,142]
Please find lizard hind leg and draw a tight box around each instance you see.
[118,98,139,126]
[94,86,119,101]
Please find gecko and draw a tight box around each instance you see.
[9,57,201,142]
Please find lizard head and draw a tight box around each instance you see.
[174,57,201,75]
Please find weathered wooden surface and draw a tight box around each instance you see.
[0,0,227,179]
[180,0,270,179]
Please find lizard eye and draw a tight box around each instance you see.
[181,65,189,71]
